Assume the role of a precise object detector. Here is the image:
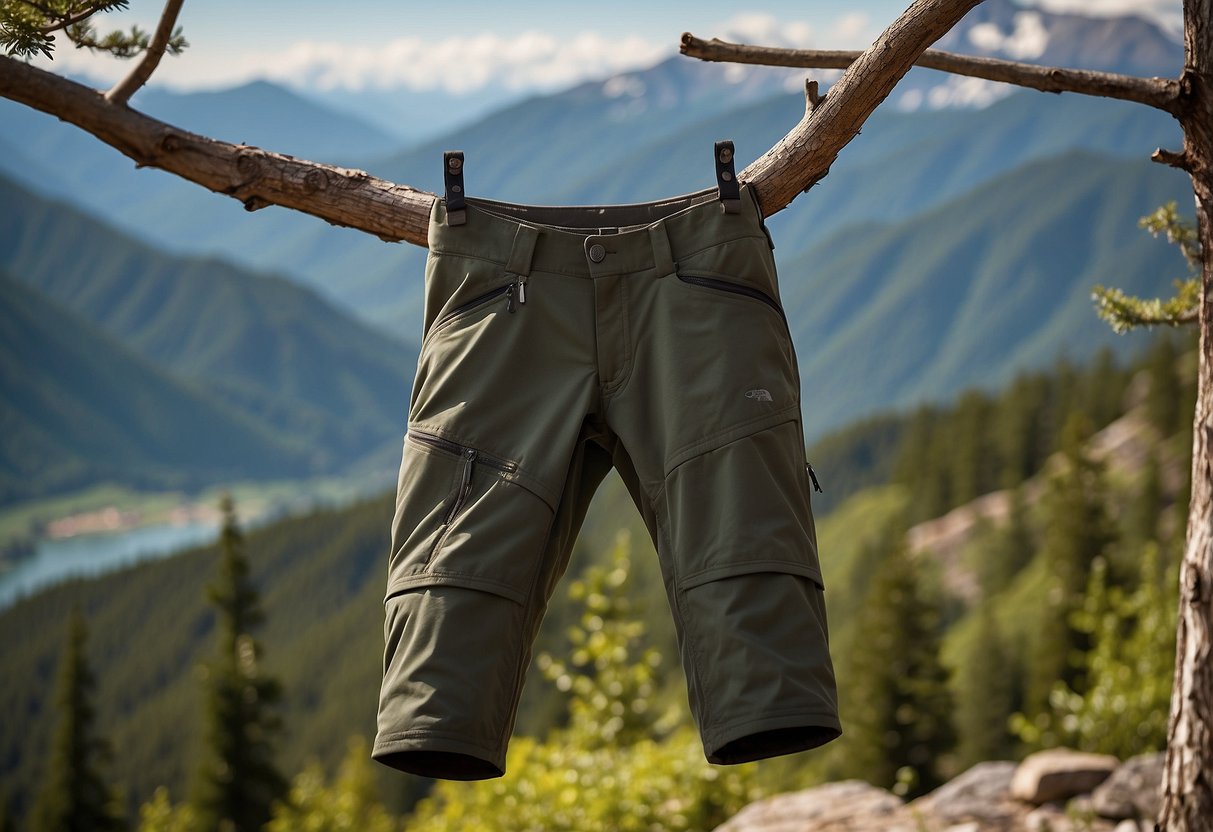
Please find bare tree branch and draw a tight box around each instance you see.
[0,56,434,245]
[681,34,1182,116]
[106,0,183,105]
[0,0,991,237]
[742,0,984,216]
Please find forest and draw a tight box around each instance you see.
[0,330,1194,830]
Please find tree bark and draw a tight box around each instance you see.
[0,0,982,234]
[0,57,435,245]
[1160,3,1213,828]
[740,0,982,214]
[680,34,1181,114]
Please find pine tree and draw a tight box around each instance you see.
[1146,335,1181,438]
[977,486,1034,597]
[842,538,956,797]
[191,495,285,832]
[1023,412,1116,717]
[30,608,125,832]
[954,605,1016,769]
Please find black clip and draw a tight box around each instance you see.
[715,140,741,214]
[444,150,466,226]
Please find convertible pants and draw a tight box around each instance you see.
[374,185,841,780]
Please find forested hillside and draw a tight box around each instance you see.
[0,273,316,504]
[0,332,1192,825]
[0,173,421,502]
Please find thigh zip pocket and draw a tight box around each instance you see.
[387,429,552,605]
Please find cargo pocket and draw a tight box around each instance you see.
[376,428,554,779]
[662,419,839,761]
[387,428,552,603]
[665,418,822,589]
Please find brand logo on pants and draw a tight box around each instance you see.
[745,388,773,402]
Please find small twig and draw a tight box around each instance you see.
[105,0,184,105]
[804,79,823,114]
[680,33,1182,115]
[1152,147,1193,170]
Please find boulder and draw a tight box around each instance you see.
[1090,752,1164,821]
[1011,748,1119,805]
[911,761,1018,827]
[712,780,908,832]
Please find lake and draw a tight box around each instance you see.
[0,520,219,610]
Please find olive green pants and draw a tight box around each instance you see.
[374,185,840,780]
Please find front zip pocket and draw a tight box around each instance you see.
[677,273,785,322]
[429,282,516,338]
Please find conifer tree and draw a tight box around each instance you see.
[191,495,285,832]
[954,605,1016,769]
[978,486,1034,597]
[842,537,955,797]
[30,608,125,832]
[1023,412,1115,717]
[1146,336,1182,439]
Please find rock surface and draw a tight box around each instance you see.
[1010,748,1119,804]
[1090,752,1164,821]
[910,761,1019,828]
[713,747,1159,831]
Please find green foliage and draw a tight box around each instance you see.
[1023,413,1116,716]
[0,175,420,504]
[407,532,761,832]
[30,608,126,832]
[1012,545,1177,756]
[839,536,956,798]
[0,1,185,60]
[954,605,1017,769]
[1092,202,1199,333]
[190,495,286,832]
[137,789,198,832]
[266,738,398,832]
[0,271,319,506]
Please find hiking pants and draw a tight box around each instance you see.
[374,185,841,779]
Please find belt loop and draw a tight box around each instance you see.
[649,221,676,276]
[506,223,539,276]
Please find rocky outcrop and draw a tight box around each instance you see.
[713,749,1164,832]
[1010,748,1119,804]
[1090,752,1164,821]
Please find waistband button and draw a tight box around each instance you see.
[587,243,606,263]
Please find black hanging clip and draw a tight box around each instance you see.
[715,140,741,214]
[444,150,467,226]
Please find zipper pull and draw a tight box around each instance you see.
[506,284,516,313]
[446,449,477,524]
[806,462,823,493]
[517,274,528,305]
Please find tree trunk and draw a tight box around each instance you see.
[1160,4,1213,829]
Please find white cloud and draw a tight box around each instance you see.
[968,11,1049,59]
[828,12,875,48]
[721,12,814,49]
[35,28,670,94]
[1027,0,1183,37]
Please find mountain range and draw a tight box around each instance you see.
[0,173,419,503]
[0,0,1196,497]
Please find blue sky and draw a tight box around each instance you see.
[35,0,1182,94]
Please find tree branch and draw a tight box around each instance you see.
[740,0,985,216]
[681,34,1183,116]
[0,56,433,245]
[106,0,183,105]
[29,0,106,35]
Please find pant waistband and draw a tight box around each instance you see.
[427,186,768,279]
